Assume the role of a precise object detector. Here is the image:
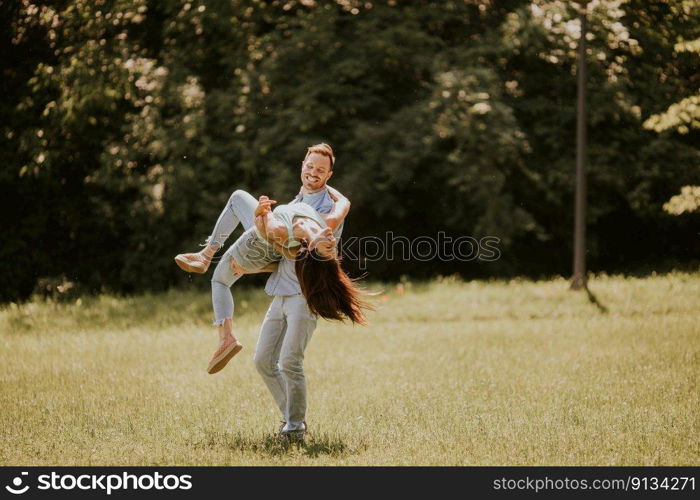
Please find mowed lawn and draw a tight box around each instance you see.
[1,271,698,466]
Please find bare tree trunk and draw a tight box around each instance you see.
[571,4,588,291]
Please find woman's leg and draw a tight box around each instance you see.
[175,189,258,274]
[206,189,258,250]
[207,226,280,374]
[207,248,244,374]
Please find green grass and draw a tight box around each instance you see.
[1,271,698,465]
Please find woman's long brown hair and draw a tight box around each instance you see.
[295,246,373,324]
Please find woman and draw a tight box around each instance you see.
[175,187,369,374]
[253,195,369,324]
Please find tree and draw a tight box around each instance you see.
[642,5,700,215]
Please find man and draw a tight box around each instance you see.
[174,143,347,442]
[253,143,345,444]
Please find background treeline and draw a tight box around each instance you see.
[1,0,698,302]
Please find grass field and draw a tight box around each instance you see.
[1,271,698,465]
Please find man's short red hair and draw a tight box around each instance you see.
[305,143,335,169]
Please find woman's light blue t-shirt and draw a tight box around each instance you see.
[264,187,344,296]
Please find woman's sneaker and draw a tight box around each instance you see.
[207,337,243,374]
[174,251,212,274]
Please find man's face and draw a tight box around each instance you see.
[300,153,333,192]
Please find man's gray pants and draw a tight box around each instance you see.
[254,294,317,432]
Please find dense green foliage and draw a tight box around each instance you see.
[2,0,699,301]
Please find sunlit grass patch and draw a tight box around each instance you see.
[1,271,698,465]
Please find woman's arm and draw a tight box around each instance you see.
[322,185,351,231]
[254,196,290,247]
[253,195,275,236]
[255,214,290,248]
[254,212,273,239]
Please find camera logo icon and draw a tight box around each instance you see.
[5,472,29,495]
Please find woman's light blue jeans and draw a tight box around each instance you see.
[208,190,257,326]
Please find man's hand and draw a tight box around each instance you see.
[231,259,278,275]
[326,188,339,202]
[322,185,351,231]
[254,195,277,217]
[230,259,248,275]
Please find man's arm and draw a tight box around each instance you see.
[269,240,298,260]
[322,185,351,231]
[232,261,279,275]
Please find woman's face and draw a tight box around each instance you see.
[307,226,337,259]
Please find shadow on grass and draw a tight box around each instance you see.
[194,431,361,458]
[583,284,609,314]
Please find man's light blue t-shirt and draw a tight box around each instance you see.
[264,187,344,297]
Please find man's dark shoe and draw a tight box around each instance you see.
[278,421,307,445]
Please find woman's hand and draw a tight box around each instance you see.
[254,195,277,217]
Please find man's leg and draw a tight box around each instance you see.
[254,297,288,417]
[279,295,317,433]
